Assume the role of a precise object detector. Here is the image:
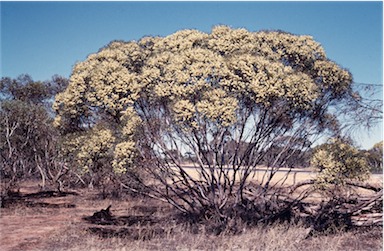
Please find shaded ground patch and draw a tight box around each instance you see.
[87,226,167,240]
[1,189,78,208]
[82,205,174,240]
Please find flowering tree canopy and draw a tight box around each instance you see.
[54,26,357,215]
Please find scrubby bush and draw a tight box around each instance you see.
[311,138,370,186]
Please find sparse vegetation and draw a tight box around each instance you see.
[1,181,382,251]
[45,221,382,251]
[0,75,69,201]
[1,25,382,250]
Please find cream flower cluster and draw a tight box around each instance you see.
[54,26,353,174]
[311,139,370,186]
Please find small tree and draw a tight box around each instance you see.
[365,141,383,173]
[311,138,370,186]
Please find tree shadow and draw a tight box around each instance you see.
[82,205,171,240]
[1,190,78,208]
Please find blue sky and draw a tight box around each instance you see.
[0,1,382,148]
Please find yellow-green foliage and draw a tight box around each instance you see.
[61,125,138,175]
[121,107,142,137]
[54,26,353,174]
[196,89,238,127]
[74,127,116,173]
[311,139,370,185]
[112,141,136,174]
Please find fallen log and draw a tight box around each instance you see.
[345,180,382,192]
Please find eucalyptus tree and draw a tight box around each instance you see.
[0,75,69,196]
[54,26,362,223]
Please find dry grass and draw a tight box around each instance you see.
[1,180,382,251]
[44,188,383,251]
[43,221,382,251]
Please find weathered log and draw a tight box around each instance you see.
[345,180,382,192]
[352,216,383,227]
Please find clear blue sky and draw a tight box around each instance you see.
[1,1,382,148]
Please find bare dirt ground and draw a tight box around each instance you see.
[0,175,382,251]
[0,182,76,250]
[0,182,112,251]
[0,180,177,251]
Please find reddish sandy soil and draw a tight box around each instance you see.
[1,177,382,251]
[0,182,110,251]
